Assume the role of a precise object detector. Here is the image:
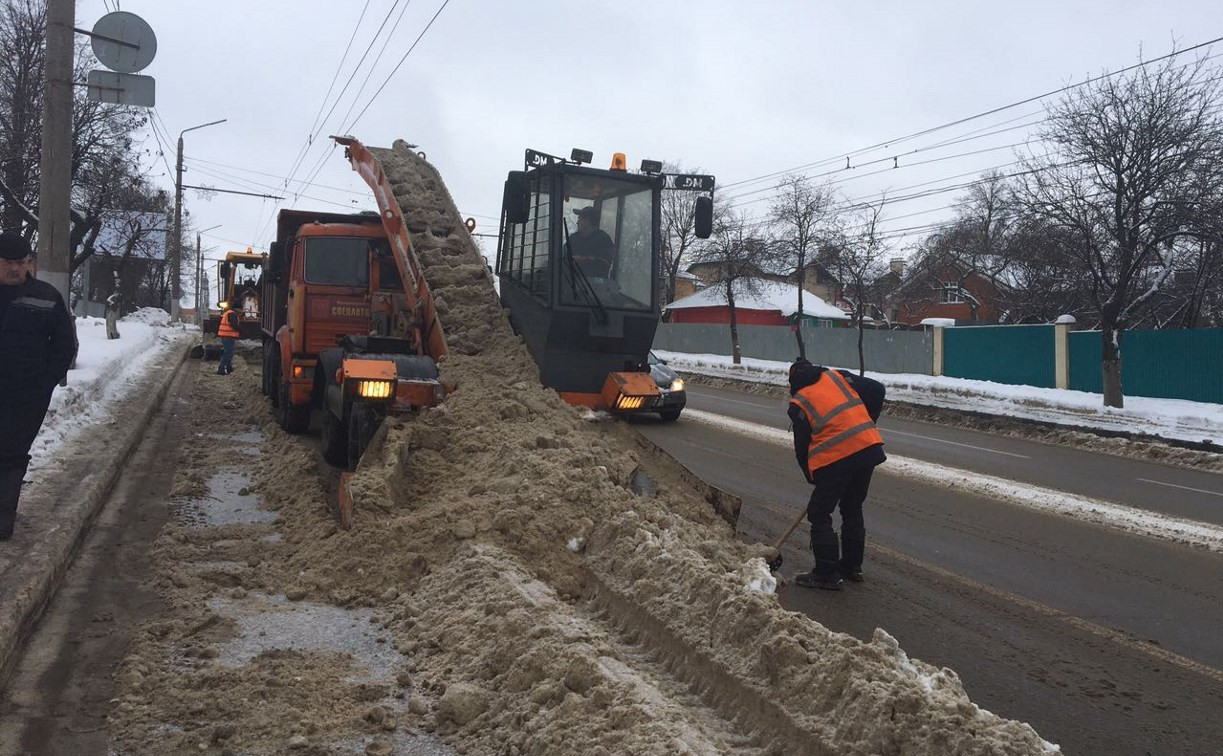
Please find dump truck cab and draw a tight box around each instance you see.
[204,249,266,339]
[261,206,446,471]
[496,149,712,413]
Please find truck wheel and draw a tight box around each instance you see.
[261,343,273,397]
[277,380,311,434]
[659,409,682,422]
[321,406,350,468]
[347,404,382,470]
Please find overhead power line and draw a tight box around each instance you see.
[720,35,1223,194]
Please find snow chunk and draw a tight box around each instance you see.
[738,557,777,594]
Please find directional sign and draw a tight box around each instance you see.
[91,12,157,73]
[87,70,155,107]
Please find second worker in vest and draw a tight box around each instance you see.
[216,301,240,376]
[787,358,886,590]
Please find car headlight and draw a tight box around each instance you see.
[670,378,684,392]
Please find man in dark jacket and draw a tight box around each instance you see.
[0,233,78,540]
[787,358,886,590]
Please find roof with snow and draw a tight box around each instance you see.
[664,278,849,320]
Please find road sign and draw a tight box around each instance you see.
[91,11,156,73]
[87,70,155,107]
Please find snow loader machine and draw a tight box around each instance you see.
[204,249,267,339]
[191,249,266,360]
[495,148,714,415]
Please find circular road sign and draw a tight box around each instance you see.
[91,11,157,74]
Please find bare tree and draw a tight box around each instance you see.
[692,207,773,365]
[659,161,707,305]
[826,201,891,374]
[1018,53,1223,407]
[769,173,836,359]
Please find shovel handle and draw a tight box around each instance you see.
[773,504,809,552]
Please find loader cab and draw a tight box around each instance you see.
[496,149,713,406]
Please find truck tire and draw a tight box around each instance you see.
[261,342,273,397]
[347,404,382,470]
[321,405,349,468]
[658,408,682,422]
[277,380,311,434]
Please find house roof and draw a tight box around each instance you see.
[664,278,849,319]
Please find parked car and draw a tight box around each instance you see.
[648,351,686,422]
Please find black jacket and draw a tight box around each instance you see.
[0,276,77,391]
[788,368,886,479]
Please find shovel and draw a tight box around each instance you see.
[766,505,810,572]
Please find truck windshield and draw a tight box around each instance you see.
[303,237,371,286]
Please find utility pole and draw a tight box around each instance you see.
[35,0,74,303]
[171,119,226,322]
[195,224,221,325]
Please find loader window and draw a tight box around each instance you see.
[303,237,371,287]
[560,176,653,311]
[498,176,551,302]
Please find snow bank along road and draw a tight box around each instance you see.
[633,384,1223,756]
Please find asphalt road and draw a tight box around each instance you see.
[633,387,1223,756]
[685,384,1223,525]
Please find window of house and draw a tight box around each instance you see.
[940,282,964,304]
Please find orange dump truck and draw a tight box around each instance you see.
[259,180,448,476]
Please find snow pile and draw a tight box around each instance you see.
[120,306,173,326]
[237,142,1054,754]
[656,350,1223,446]
[29,311,189,473]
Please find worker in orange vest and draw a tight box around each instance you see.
[787,358,886,590]
[216,299,241,376]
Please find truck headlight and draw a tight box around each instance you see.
[669,379,684,392]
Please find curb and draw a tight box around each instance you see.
[0,338,192,683]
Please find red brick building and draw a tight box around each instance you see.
[886,262,1006,325]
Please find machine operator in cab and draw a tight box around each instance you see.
[567,205,616,278]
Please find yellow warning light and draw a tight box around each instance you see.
[357,379,395,400]
[615,393,645,410]
[610,153,627,171]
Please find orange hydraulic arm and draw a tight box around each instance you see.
[332,135,448,364]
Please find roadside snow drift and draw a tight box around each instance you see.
[28,308,190,474]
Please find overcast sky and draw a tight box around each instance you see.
[78,0,1223,285]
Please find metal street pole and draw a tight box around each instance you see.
[171,118,226,322]
[35,0,74,303]
[195,224,221,326]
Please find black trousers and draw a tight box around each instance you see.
[0,387,53,533]
[806,450,880,578]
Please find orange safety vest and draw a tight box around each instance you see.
[789,370,884,474]
[217,308,240,339]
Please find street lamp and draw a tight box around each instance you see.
[171,118,226,321]
[195,224,222,326]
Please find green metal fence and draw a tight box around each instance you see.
[1070,329,1223,403]
[944,325,1056,388]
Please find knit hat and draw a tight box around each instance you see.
[0,232,33,261]
[788,358,823,395]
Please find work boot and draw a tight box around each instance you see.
[840,569,865,583]
[794,570,842,591]
[0,467,25,540]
